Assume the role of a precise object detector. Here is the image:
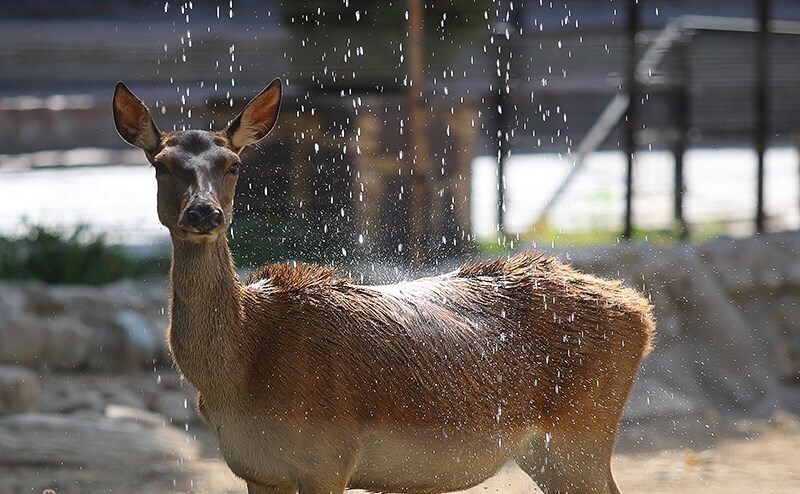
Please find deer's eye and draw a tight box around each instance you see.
[227,162,241,175]
[153,161,170,176]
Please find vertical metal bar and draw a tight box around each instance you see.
[755,0,770,233]
[496,58,507,236]
[674,39,690,240]
[674,144,688,239]
[623,0,640,239]
[493,1,520,240]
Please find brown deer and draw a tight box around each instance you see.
[113,79,654,494]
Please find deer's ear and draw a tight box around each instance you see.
[225,78,282,151]
[113,82,161,153]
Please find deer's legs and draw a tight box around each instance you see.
[246,481,297,494]
[515,431,619,494]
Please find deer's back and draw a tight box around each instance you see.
[237,252,654,432]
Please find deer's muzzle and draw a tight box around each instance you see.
[183,203,224,233]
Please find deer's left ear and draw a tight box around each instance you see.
[225,78,282,152]
[113,82,161,154]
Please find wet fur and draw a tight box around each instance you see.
[198,251,654,493]
[114,79,655,494]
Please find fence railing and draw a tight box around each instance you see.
[526,13,800,240]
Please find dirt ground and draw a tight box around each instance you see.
[4,373,799,494]
[613,424,800,494]
[10,418,799,494]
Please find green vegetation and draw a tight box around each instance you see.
[477,219,729,255]
[230,212,356,269]
[0,214,727,286]
[0,223,167,285]
[283,1,492,28]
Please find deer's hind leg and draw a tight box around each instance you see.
[515,429,619,494]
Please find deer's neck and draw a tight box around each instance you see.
[168,235,242,393]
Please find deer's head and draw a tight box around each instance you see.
[113,80,282,244]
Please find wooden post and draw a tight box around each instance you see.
[755,0,770,233]
[406,0,435,262]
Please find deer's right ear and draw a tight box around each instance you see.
[113,82,161,153]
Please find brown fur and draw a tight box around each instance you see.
[113,79,655,494]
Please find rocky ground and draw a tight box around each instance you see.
[3,234,800,493]
[1,371,798,494]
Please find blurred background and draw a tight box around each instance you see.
[3,0,800,266]
[1,1,800,493]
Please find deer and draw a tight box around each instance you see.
[113,78,654,494]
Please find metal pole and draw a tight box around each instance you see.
[755,0,770,233]
[493,2,518,238]
[623,0,640,239]
[491,1,522,240]
[673,39,690,240]
[495,53,508,236]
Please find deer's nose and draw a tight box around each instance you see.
[186,204,224,232]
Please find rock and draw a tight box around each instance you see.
[776,295,800,337]
[0,411,198,468]
[785,260,800,293]
[0,314,46,368]
[569,239,783,417]
[115,310,160,369]
[93,382,148,410]
[623,375,705,422]
[43,316,93,371]
[110,281,171,363]
[0,365,40,415]
[84,329,123,372]
[0,283,29,320]
[755,265,785,295]
[105,404,165,427]
[43,389,106,414]
[150,389,204,426]
[770,410,800,432]
[776,339,800,382]
[24,283,72,317]
[698,237,754,300]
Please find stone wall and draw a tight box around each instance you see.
[0,280,202,492]
[0,280,169,375]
